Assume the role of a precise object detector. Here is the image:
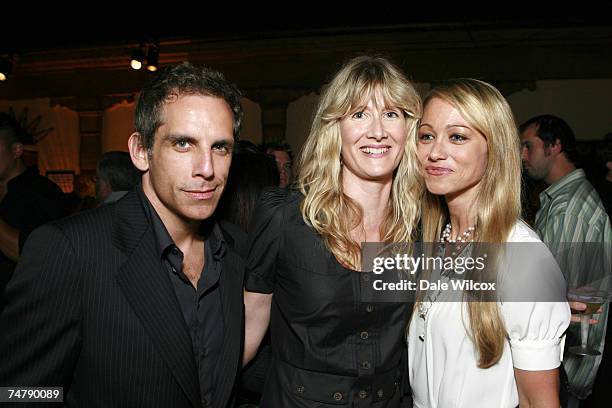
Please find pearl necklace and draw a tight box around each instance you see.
[440,223,475,243]
[417,224,476,341]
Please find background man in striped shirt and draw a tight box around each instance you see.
[520,114,612,408]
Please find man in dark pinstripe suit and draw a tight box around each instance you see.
[0,63,246,408]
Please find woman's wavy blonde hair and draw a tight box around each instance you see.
[297,55,422,270]
[420,79,522,368]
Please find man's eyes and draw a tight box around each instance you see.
[212,143,232,154]
[173,139,191,150]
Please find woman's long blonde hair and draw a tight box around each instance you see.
[420,79,522,368]
[297,55,422,269]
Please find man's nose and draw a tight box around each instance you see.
[194,151,214,179]
[520,146,528,162]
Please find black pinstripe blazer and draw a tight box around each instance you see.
[0,190,245,408]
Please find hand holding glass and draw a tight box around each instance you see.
[568,289,609,356]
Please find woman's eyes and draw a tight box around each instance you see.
[418,133,467,143]
[350,110,401,119]
[449,134,467,142]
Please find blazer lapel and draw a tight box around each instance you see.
[112,191,200,408]
[213,249,244,407]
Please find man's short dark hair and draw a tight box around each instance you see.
[261,141,293,162]
[135,62,243,153]
[519,114,577,163]
[0,112,25,147]
[96,151,140,191]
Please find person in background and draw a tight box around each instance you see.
[64,173,97,214]
[581,138,612,408]
[214,140,279,407]
[217,141,279,231]
[262,141,293,187]
[95,150,141,205]
[590,133,612,218]
[0,112,66,307]
[520,115,612,408]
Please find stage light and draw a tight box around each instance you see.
[146,44,159,72]
[130,46,145,70]
[0,57,12,81]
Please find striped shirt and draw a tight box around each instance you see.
[535,168,612,399]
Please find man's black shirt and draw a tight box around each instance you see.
[140,187,225,405]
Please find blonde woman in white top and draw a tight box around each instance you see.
[408,79,571,408]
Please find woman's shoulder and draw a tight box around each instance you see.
[254,187,303,222]
[507,219,542,243]
[259,186,302,208]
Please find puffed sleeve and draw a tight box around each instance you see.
[244,187,290,294]
[498,241,571,371]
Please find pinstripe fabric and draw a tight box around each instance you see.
[535,169,612,399]
[0,190,245,408]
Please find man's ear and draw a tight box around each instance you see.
[11,142,24,159]
[97,179,112,202]
[549,138,563,155]
[128,132,149,172]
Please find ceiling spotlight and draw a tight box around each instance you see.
[130,46,145,70]
[0,57,12,82]
[146,44,159,72]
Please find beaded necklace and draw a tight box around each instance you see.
[416,223,476,341]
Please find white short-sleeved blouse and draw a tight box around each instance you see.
[408,220,571,408]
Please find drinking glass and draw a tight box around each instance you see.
[568,289,609,356]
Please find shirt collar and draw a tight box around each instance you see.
[540,168,586,203]
[138,186,226,260]
[199,219,226,260]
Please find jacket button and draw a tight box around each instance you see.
[360,331,369,340]
[358,389,368,399]
[362,361,371,370]
[296,385,304,393]
[362,274,370,281]
[333,392,343,401]
[377,388,384,398]
[366,304,374,312]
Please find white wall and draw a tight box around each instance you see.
[286,92,319,157]
[507,79,612,141]
[102,100,135,153]
[240,97,262,145]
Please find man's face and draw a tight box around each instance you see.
[270,149,292,187]
[0,136,19,182]
[520,124,553,181]
[138,94,234,228]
